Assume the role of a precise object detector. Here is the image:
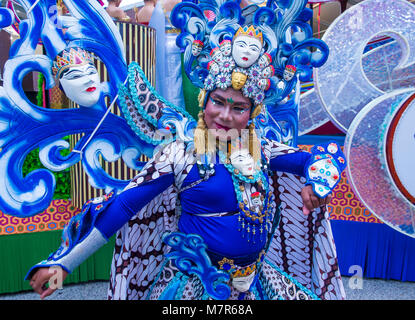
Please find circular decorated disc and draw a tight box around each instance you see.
[345,88,415,237]
[314,0,415,132]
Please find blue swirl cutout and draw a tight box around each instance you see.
[164,232,231,300]
[0,0,154,217]
[0,7,14,28]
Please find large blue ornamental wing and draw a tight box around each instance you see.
[0,0,194,218]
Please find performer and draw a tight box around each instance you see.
[135,0,156,25]
[27,1,346,300]
[105,0,131,22]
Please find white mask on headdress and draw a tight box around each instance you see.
[232,35,262,68]
[283,70,295,82]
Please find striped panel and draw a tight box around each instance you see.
[70,22,156,209]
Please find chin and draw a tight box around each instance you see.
[74,94,100,107]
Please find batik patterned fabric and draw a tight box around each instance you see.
[107,139,345,300]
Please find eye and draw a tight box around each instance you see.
[64,73,83,80]
[210,97,224,106]
[87,67,97,75]
[249,45,260,52]
[233,107,245,113]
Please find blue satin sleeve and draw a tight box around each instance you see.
[269,151,311,177]
[95,173,174,239]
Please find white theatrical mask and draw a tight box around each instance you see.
[220,40,232,56]
[208,61,220,75]
[283,69,295,82]
[191,41,203,56]
[232,271,256,292]
[59,63,101,107]
[230,149,255,176]
[257,53,271,69]
[257,78,270,90]
[232,35,262,68]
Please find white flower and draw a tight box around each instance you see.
[216,73,231,89]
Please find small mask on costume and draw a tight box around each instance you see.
[220,39,232,56]
[192,40,204,56]
[283,65,296,81]
[231,71,248,90]
[210,47,223,63]
[261,65,274,78]
[257,78,270,91]
[230,149,255,176]
[257,53,272,69]
[251,192,262,207]
[208,61,220,75]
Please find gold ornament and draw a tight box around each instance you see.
[250,104,263,119]
[233,25,264,46]
[198,89,207,108]
[231,71,247,90]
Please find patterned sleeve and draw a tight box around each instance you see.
[94,141,179,238]
[262,138,311,177]
[25,141,186,279]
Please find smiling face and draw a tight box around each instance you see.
[204,87,252,141]
[59,63,101,107]
[232,35,262,68]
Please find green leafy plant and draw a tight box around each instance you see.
[22,139,71,200]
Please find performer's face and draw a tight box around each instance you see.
[59,63,101,107]
[204,87,252,141]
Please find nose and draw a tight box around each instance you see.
[219,106,233,122]
[242,46,252,56]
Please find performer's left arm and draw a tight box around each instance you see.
[266,140,346,214]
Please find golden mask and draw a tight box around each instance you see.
[231,71,247,90]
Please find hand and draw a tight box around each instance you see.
[301,184,332,215]
[29,267,68,299]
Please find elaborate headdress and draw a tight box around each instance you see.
[52,47,95,80]
[171,0,329,156]
[172,0,328,110]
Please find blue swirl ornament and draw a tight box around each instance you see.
[164,232,231,300]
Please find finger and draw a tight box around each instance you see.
[40,287,56,300]
[31,274,49,295]
[310,195,320,209]
[319,194,332,207]
[303,194,314,211]
[302,206,311,215]
[325,194,333,205]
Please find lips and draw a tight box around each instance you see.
[242,57,248,61]
[86,87,96,92]
[215,122,231,131]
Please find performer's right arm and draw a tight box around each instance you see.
[26,142,179,298]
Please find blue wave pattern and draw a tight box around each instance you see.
[0,0,158,217]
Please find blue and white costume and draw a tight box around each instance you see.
[26,136,346,300]
[20,0,348,300]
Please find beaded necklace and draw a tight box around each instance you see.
[217,149,273,243]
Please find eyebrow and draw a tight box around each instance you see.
[210,93,251,107]
[61,69,83,78]
[61,64,96,78]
